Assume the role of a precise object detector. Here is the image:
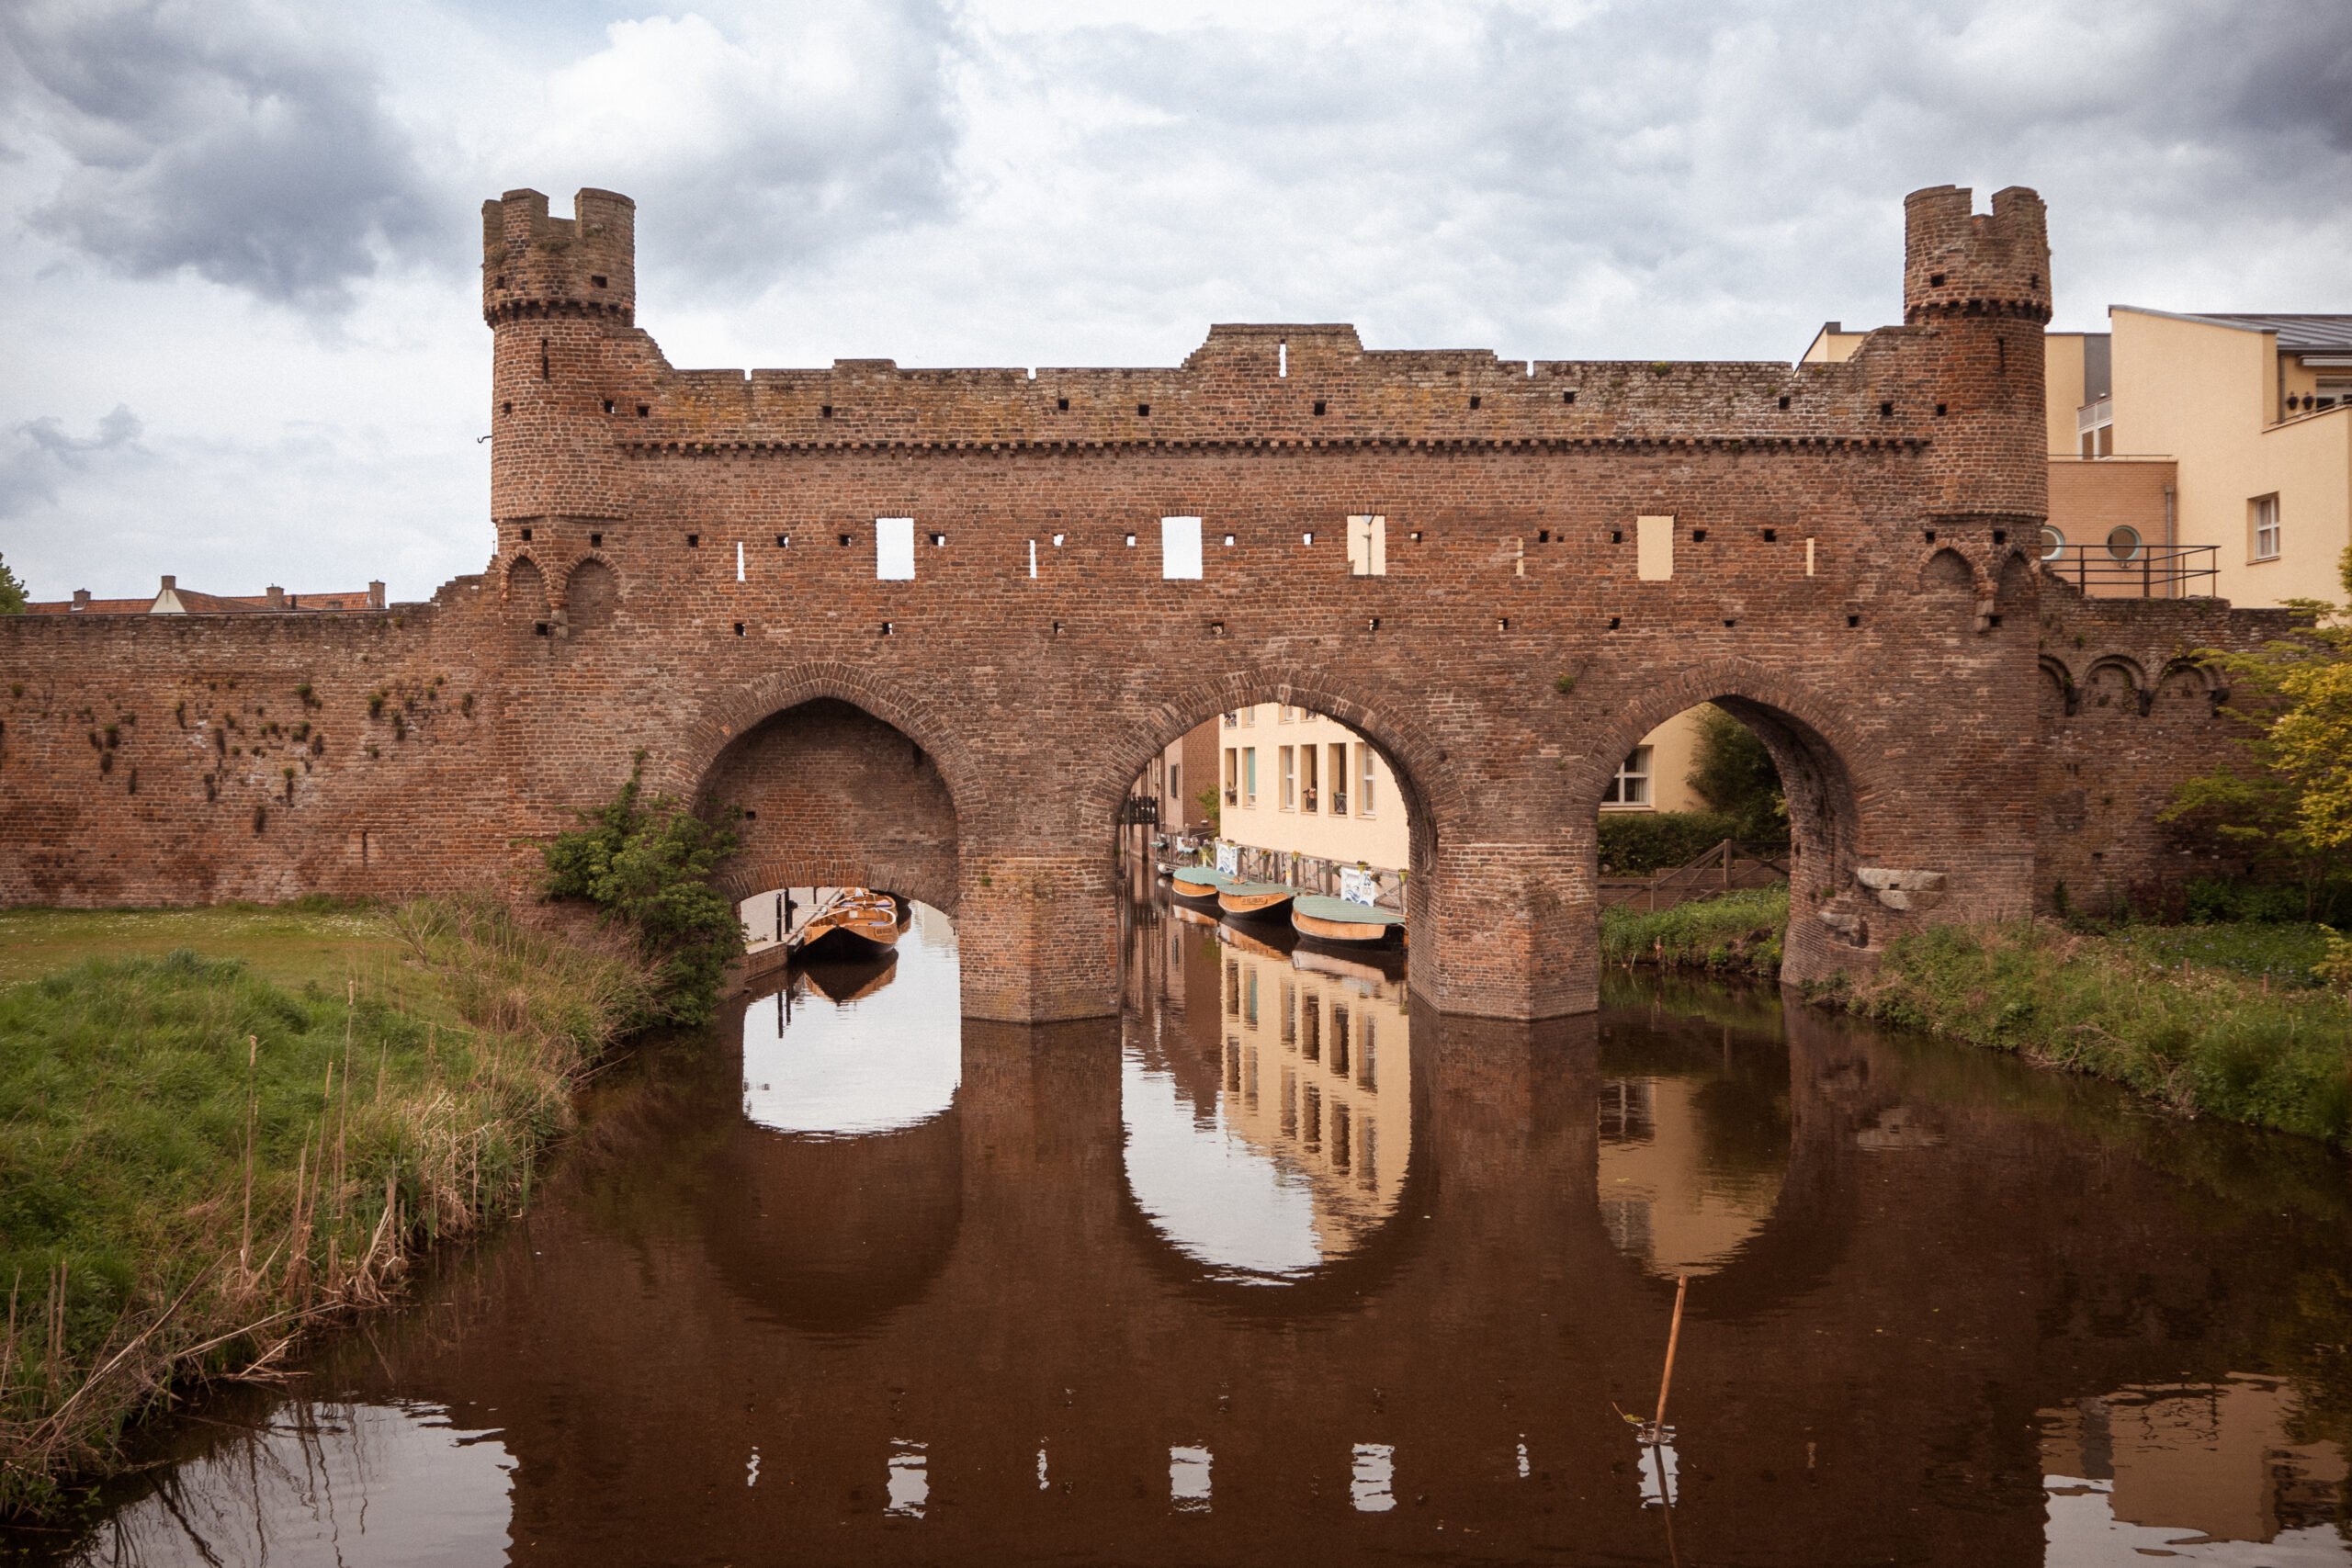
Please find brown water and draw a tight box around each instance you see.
[14,898,2352,1567]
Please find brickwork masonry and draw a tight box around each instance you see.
[0,184,2289,1021]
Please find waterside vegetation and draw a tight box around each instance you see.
[0,898,654,1516]
[1606,889,2351,1146]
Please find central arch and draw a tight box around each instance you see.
[1075,665,1468,1005]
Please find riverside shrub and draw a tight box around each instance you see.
[542,753,743,1026]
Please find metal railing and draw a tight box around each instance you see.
[2041,543,2217,598]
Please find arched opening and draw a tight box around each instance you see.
[699,696,962,923]
[504,555,548,643]
[1578,666,1866,989]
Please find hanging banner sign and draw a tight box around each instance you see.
[1216,842,1240,876]
[1339,866,1379,906]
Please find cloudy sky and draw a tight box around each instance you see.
[4,0,2347,602]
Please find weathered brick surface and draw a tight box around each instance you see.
[0,184,2286,1021]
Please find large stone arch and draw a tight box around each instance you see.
[1567,658,1874,987]
[657,660,980,807]
[1068,664,1474,1009]
[684,675,967,922]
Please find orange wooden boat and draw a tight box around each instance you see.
[791,888,904,960]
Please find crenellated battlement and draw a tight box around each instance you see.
[481,187,636,326]
[1902,185,2051,324]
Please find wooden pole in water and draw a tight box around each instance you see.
[1653,1274,1689,1435]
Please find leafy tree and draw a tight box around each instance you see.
[1685,705,1787,846]
[1193,784,1221,836]
[542,751,743,1025]
[0,551,27,615]
[2163,547,2352,916]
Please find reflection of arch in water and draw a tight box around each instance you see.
[1116,931,1429,1312]
[700,987,966,1338]
[1587,994,1874,1323]
[1596,1021,1792,1280]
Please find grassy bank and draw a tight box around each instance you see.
[1825,922,2351,1145]
[0,898,653,1515]
[1604,887,2350,1145]
[1600,885,1788,976]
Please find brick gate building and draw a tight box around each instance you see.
[0,184,2284,1021]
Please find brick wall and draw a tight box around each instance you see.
[0,183,2284,1021]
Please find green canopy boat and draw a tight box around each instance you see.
[1291,894,1405,947]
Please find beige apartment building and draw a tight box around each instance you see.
[1810,310,2352,607]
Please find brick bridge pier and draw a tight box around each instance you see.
[0,183,2281,1021]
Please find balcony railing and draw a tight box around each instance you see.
[2075,396,2113,437]
[2042,543,2217,598]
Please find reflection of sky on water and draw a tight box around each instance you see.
[1120,930,1411,1283]
[62,1401,511,1567]
[1122,1050,1323,1280]
[741,902,961,1137]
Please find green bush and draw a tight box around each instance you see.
[1685,705,1790,847]
[1598,810,1742,875]
[541,753,743,1026]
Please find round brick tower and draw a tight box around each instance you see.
[480,188,638,550]
[1903,184,2052,531]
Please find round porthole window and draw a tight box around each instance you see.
[2040,525,2065,561]
[2106,525,2142,562]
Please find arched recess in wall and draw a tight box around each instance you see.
[1991,550,2037,632]
[2081,656,2145,717]
[1570,659,1869,957]
[1917,546,1980,629]
[503,555,548,642]
[2037,655,2077,728]
[695,693,964,919]
[564,556,618,633]
[2154,658,2215,720]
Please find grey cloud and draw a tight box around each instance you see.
[532,1,966,291]
[0,404,147,516]
[2,0,447,311]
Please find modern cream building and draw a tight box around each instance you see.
[1810,310,2352,607]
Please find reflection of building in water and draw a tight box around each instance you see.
[2041,1377,2348,1556]
[1596,1069,1788,1280]
[1122,915,1411,1279]
[1211,935,1411,1259]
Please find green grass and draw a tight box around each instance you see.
[0,898,653,1516]
[1821,922,2352,1146]
[0,901,408,993]
[1600,884,1788,976]
[2099,920,2337,989]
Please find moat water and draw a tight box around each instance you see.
[13,897,2352,1566]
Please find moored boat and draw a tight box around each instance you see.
[1216,881,1296,922]
[1170,865,1231,909]
[1291,894,1405,948]
[791,889,905,960]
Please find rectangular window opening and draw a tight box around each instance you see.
[1028,539,1038,578]
[1347,514,1387,577]
[735,541,745,582]
[1280,746,1296,811]
[1635,515,1673,581]
[1357,743,1376,816]
[1161,515,1204,579]
[876,516,916,581]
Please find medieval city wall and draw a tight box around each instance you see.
[0,183,2293,1021]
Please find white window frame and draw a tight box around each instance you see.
[1280,745,1296,811]
[876,516,915,580]
[1356,743,1376,818]
[1243,748,1258,807]
[2251,494,2281,562]
[1603,746,1654,807]
[1328,743,1348,815]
